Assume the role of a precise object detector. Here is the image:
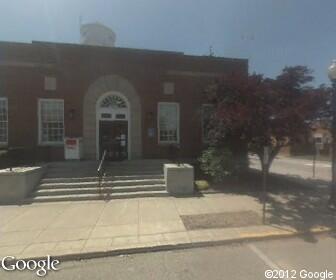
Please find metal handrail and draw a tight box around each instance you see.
[97,150,107,197]
[98,150,107,175]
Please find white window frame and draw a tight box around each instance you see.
[202,104,214,143]
[0,97,8,146]
[158,102,180,144]
[38,98,64,146]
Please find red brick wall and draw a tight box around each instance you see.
[0,41,248,161]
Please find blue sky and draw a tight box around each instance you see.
[0,0,335,85]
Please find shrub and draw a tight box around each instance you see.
[198,147,235,182]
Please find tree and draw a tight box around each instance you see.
[205,66,328,175]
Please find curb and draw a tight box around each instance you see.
[13,227,335,264]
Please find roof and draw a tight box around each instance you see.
[0,40,247,60]
[0,40,248,74]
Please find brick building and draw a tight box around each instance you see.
[0,41,247,161]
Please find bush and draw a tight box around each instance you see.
[198,147,235,182]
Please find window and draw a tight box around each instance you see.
[158,102,179,143]
[101,113,112,119]
[100,95,127,108]
[202,104,214,142]
[163,82,175,95]
[115,113,126,119]
[39,99,64,145]
[44,76,57,91]
[0,98,8,145]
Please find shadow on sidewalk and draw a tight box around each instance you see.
[208,170,336,243]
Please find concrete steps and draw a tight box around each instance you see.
[24,190,169,203]
[38,177,164,188]
[44,161,165,179]
[109,178,165,186]
[25,161,169,203]
[34,184,166,196]
[40,174,164,184]
[41,176,99,184]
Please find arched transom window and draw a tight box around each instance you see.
[100,95,127,109]
[97,94,129,121]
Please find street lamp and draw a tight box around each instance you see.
[327,60,336,207]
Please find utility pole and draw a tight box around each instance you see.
[327,60,336,208]
[262,146,269,224]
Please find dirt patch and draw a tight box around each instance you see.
[181,210,262,231]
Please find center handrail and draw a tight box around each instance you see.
[98,150,107,175]
[97,150,107,196]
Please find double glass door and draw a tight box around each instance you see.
[99,120,128,161]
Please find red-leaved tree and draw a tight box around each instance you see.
[205,66,328,174]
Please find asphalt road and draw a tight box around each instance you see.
[1,234,335,280]
[250,156,331,182]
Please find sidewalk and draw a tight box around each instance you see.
[0,192,334,261]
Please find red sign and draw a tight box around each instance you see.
[66,139,77,146]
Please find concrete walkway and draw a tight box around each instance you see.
[0,192,334,261]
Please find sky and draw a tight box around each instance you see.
[0,0,335,86]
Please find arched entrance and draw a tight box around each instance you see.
[96,92,130,160]
[83,75,142,160]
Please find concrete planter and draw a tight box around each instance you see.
[0,166,46,204]
[164,163,194,195]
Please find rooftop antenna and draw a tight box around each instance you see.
[79,15,83,42]
[209,45,215,57]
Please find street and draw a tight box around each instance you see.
[1,234,335,279]
[250,156,331,182]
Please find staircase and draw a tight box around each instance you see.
[24,160,169,203]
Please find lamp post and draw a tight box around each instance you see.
[327,60,336,207]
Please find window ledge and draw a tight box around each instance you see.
[158,142,180,145]
[38,143,64,147]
